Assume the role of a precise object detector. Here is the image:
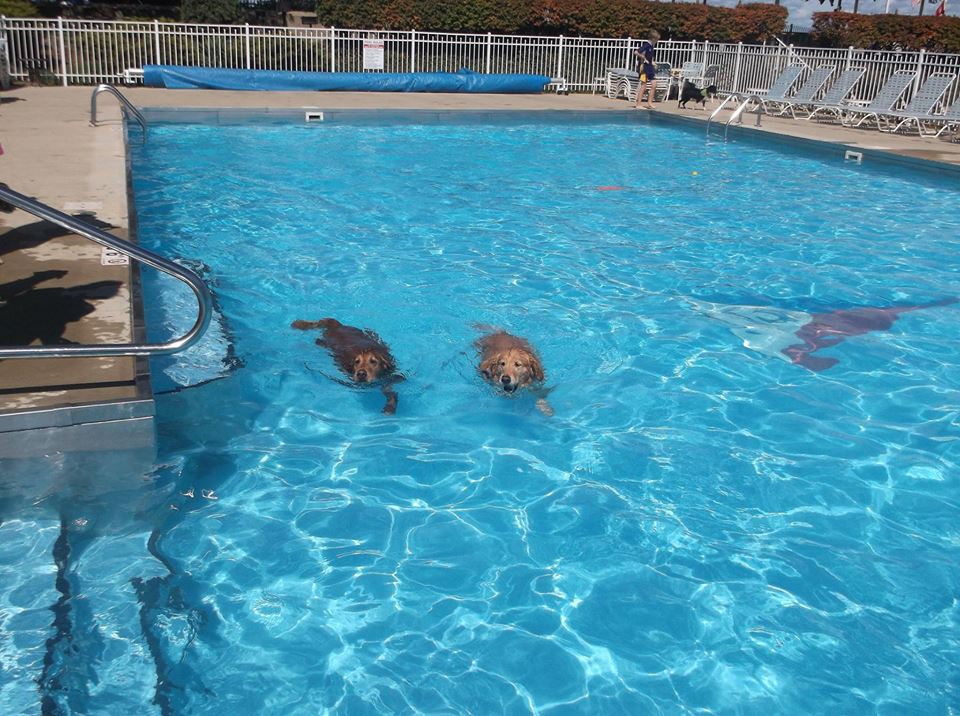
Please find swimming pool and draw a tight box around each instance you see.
[3,112,959,714]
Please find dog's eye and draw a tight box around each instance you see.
[354,357,361,364]
[498,360,506,367]
[370,357,378,364]
[515,361,523,368]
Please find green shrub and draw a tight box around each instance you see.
[812,11,960,52]
[314,0,788,42]
[181,0,239,25]
[0,0,40,17]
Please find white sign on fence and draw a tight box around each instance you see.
[362,39,385,71]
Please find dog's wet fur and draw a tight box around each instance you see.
[292,318,402,413]
[474,330,553,415]
[674,81,718,108]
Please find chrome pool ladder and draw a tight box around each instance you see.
[90,84,147,140]
[0,184,212,359]
[706,94,765,141]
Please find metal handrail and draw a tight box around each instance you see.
[90,84,147,140]
[724,94,765,141]
[706,94,740,137]
[0,184,212,359]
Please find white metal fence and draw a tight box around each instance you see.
[3,17,960,107]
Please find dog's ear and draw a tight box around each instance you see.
[529,353,545,383]
[479,355,497,380]
[375,350,395,374]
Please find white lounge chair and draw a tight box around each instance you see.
[931,93,960,137]
[604,67,634,100]
[804,68,867,121]
[875,73,956,134]
[736,65,804,113]
[766,66,835,118]
[664,61,704,102]
[841,70,916,129]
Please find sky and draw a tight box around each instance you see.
[699,0,957,29]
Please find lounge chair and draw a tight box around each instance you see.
[875,72,956,134]
[701,63,720,88]
[604,67,634,100]
[765,66,835,118]
[803,68,867,121]
[840,70,916,129]
[653,62,673,101]
[663,61,704,101]
[737,65,804,112]
[931,92,960,137]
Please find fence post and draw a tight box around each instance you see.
[330,26,336,72]
[56,17,68,86]
[153,20,161,65]
[845,45,853,72]
[556,35,564,80]
[913,48,925,96]
[244,24,251,69]
[410,29,416,73]
[625,37,632,69]
[733,42,742,95]
[702,40,708,68]
[485,33,491,74]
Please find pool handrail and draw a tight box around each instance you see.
[90,84,147,141]
[724,94,765,141]
[706,94,740,137]
[0,184,212,359]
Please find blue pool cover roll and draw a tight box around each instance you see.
[143,65,552,93]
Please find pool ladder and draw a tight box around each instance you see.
[0,184,212,359]
[90,84,147,141]
[706,94,765,141]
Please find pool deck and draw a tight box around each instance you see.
[2,85,959,453]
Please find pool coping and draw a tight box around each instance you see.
[0,118,155,453]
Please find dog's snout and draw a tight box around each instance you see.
[500,375,512,385]
[356,370,368,381]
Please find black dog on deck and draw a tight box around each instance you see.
[674,81,718,109]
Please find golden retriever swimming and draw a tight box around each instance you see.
[292,318,401,414]
[474,330,552,415]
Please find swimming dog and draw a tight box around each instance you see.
[474,330,553,415]
[689,298,957,371]
[781,299,958,371]
[292,318,401,413]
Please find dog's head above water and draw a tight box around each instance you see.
[477,332,546,394]
[347,349,393,383]
[480,348,544,392]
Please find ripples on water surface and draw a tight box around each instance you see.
[2,115,959,714]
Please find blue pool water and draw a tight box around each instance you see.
[3,113,960,714]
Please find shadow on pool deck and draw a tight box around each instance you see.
[2,84,959,455]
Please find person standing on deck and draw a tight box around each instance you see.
[633,30,661,109]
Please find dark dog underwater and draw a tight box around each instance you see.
[292,318,402,413]
[690,297,957,371]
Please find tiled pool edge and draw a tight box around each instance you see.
[658,110,960,180]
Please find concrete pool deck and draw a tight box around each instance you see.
[2,85,959,451]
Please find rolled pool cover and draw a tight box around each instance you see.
[143,65,552,93]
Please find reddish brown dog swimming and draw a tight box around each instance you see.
[474,330,553,415]
[292,318,401,414]
[781,297,958,371]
